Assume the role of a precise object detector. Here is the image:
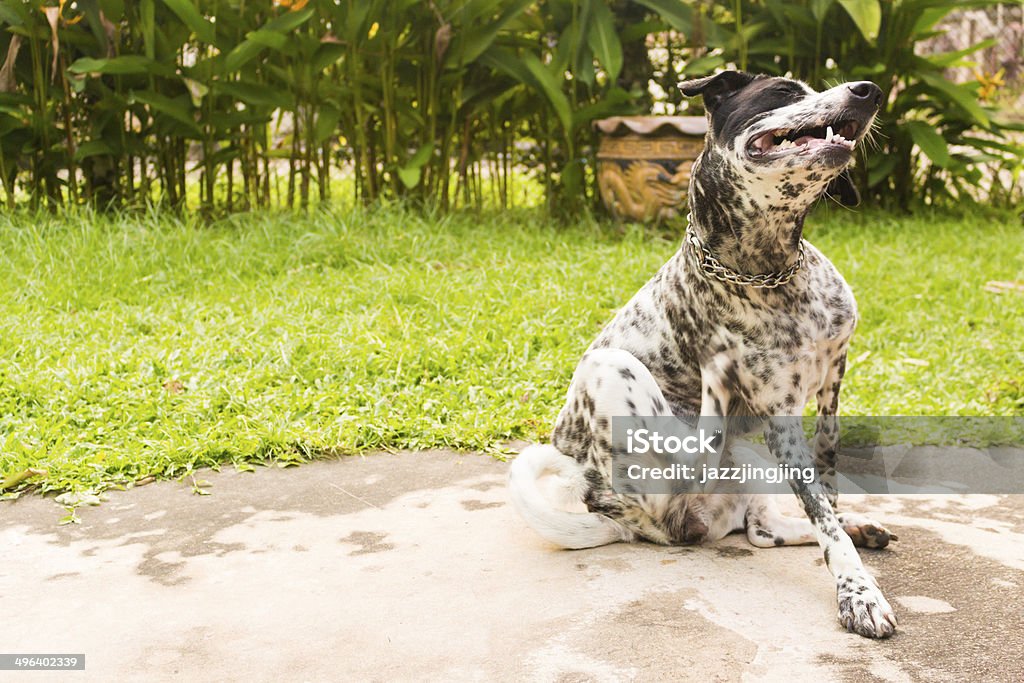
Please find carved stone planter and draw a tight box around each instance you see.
[594,116,707,222]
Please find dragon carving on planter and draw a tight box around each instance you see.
[597,161,692,222]
[593,116,706,223]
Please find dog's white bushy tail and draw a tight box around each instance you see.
[508,445,627,549]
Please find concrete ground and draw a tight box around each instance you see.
[2,450,1023,682]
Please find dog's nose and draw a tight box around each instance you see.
[848,81,883,107]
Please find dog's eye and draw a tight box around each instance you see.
[771,85,802,97]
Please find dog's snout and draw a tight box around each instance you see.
[848,81,883,107]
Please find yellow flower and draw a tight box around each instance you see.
[975,68,1005,102]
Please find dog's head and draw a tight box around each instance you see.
[680,72,882,209]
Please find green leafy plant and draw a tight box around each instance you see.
[0,0,647,213]
[643,0,1024,208]
[0,0,1018,212]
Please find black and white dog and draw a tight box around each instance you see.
[509,72,900,638]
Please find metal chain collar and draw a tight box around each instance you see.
[685,215,805,289]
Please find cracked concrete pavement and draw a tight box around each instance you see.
[2,450,1023,682]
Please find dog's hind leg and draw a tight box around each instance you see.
[551,347,677,466]
[744,495,817,547]
[836,511,898,549]
[511,348,681,548]
[548,348,683,544]
[744,497,897,549]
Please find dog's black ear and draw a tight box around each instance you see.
[826,169,861,207]
[678,71,757,113]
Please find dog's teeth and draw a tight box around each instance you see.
[826,125,834,141]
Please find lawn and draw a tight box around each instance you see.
[1,205,1022,499]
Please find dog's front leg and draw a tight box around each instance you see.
[812,351,846,507]
[765,416,897,638]
[695,353,735,491]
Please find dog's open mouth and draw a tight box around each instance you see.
[748,120,860,159]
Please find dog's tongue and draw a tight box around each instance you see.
[796,135,825,148]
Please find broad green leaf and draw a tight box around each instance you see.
[130,90,200,135]
[586,0,623,84]
[264,6,315,33]
[551,24,577,73]
[396,167,419,188]
[520,55,573,133]
[0,92,31,106]
[0,3,27,25]
[183,77,208,107]
[397,142,434,188]
[313,43,347,72]
[959,136,1024,156]
[633,0,694,34]
[339,1,372,43]
[571,87,632,128]
[905,120,951,168]
[224,8,315,72]
[576,45,596,88]
[212,81,294,109]
[837,0,881,42]
[911,7,952,37]
[810,0,835,22]
[0,108,24,126]
[449,0,533,67]
[480,48,572,132]
[574,1,593,74]
[224,41,265,73]
[140,0,155,60]
[919,72,990,127]
[246,29,289,52]
[74,139,114,161]
[68,56,175,78]
[314,104,341,144]
[407,141,436,167]
[682,54,725,75]
[926,38,998,68]
[161,0,216,45]
[557,11,589,74]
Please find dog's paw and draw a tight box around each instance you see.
[837,575,897,639]
[837,512,898,549]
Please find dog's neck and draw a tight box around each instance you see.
[686,151,823,274]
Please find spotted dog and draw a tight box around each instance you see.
[509,72,900,639]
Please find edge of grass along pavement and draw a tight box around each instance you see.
[1,205,1021,507]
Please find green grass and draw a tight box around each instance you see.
[1,205,1022,499]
